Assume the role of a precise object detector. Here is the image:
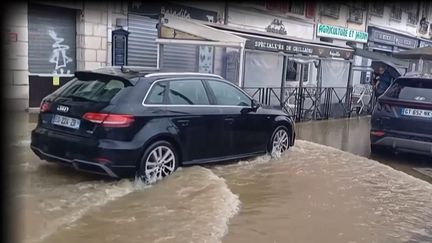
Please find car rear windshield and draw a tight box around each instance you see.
[384,78,432,103]
[54,77,128,102]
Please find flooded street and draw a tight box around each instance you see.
[7,113,432,243]
[296,117,432,184]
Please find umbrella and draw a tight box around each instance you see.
[393,47,432,60]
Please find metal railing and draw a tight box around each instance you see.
[243,85,375,122]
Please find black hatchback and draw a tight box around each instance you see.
[370,75,432,156]
[31,68,295,182]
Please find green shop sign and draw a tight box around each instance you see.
[317,23,368,43]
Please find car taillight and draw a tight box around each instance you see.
[82,112,135,127]
[40,101,51,113]
[370,130,385,137]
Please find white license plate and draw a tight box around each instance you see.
[401,108,432,118]
[52,115,81,129]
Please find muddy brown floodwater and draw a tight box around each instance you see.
[6,113,432,243]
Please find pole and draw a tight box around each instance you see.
[346,61,354,117]
[238,44,245,87]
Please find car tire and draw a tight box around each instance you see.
[136,140,179,183]
[268,126,290,157]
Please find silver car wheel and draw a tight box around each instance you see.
[144,145,176,183]
[271,128,289,158]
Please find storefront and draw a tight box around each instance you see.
[205,23,354,89]
[419,38,432,48]
[156,15,246,84]
[127,1,220,69]
[28,3,78,107]
[367,26,418,55]
[316,23,369,86]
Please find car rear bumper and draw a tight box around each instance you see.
[371,132,432,156]
[31,127,139,178]
[31,145,120,177]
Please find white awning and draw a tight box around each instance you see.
[156,15,246,47]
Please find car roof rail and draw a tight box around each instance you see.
[93,66,159,75]
[144,72,223,79]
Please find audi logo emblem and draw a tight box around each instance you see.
[57,105,69,112]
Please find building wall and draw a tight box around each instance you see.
[317,4,367,32]
[77,2,109,71]
[4,3,29,110]
[4,1,117,110]
[227,6,315,40]
[417,1,432,40]
[177,1,225,23]
[316,3,368,86]
[368,4,418,37]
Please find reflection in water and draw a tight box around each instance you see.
[296,116,432,183]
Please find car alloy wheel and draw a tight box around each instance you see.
[138,141,178,184]
[271,127,289,158]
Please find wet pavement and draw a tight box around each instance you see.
[295,116,432,184]
[6,113,432,243]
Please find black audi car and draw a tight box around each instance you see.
[31,68,295,182]
[370,74,432,156]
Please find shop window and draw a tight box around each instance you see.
[390,4,402,22]
[289,1,305,15]
[320,3,340,19]
[265,0,289,13]
[305,2,316,18]
[407,12,418,25]
[419,18,429,35]
[369,2,384,17]
[286,60,309,82]
[348,8,363,24]
[360,72,370,84]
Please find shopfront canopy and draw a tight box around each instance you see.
[206,23,355,60]
[352,47,409,76]
[393,47,432,60]
[156,15,247,47]
[353,47,409,67]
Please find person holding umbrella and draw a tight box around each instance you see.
[373,64,393,99]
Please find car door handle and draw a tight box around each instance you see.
[176,119,190,127]
[224,118,234,124]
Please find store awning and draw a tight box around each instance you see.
[156,15,246,47]
[204,23,355,60]
[353,47,410,67]
[393,47,432,60]
[352,47,409,76]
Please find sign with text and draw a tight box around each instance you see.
[317,23,368,43]
[129,1,218,23]
[243,35,354,59]
[368,27,418,49]
[419,39,432,48]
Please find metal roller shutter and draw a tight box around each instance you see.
[28,4,76,74]
[127,14,158,67]
[162,44,198,72]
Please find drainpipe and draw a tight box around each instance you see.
[107,2,112,66]
[224,0,228,25]
[238,43,245,87]
[364,5,369,50]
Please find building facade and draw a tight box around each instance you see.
[4,1,432,111]
[5,1,129,110]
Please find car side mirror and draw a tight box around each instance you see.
[251,99,261,111]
